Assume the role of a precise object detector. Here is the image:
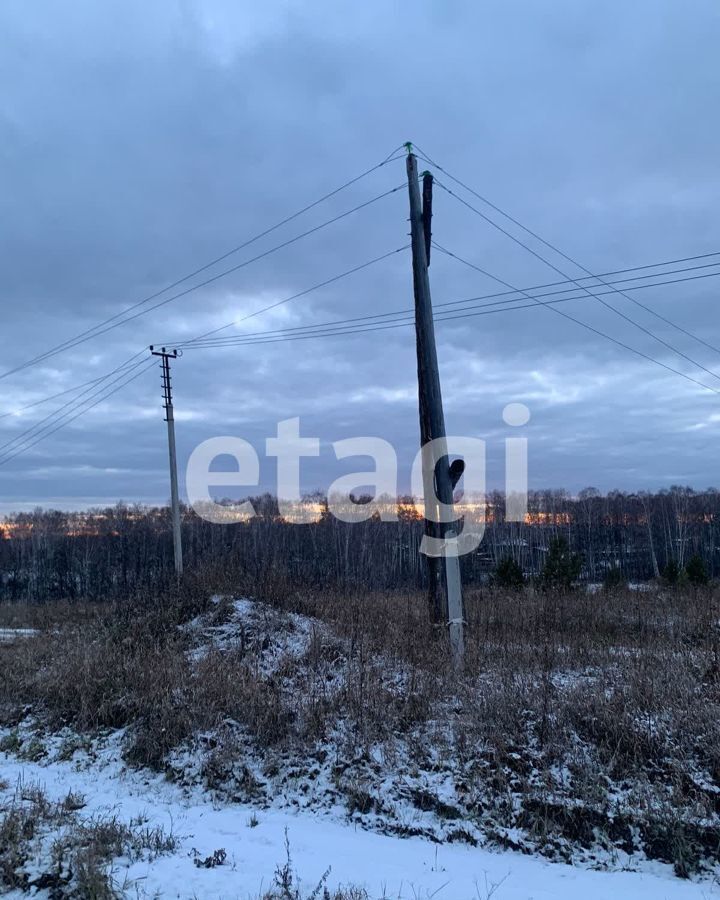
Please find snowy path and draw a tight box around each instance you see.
[1,747,717,900]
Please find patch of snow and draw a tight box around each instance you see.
[0,627,39,643]
[1,748,716,900]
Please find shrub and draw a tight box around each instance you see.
[685,554,709,587]
[663,559,680,584]
[494,557,524,589]
[540,537,582,591]
[603,566,626,591]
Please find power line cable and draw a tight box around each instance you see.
[8,248,720,419]
[22,244,710,470]
[178,272,720,352]
[7,141,719,464]
[0,356,144,421]
[434,180,720,386]
[0,151,406,382]
[0,352,148,458]
[0,359,156,468]
[436,258,720,311]
[1,183,404,380]
[0,238,409,466]
[414,144,720,358]
[180,244,719,395]
[181,260,720,347]
[181,246,408,346]
[432,241,720,395]
[5,247,412,424]
[178,269,720,358]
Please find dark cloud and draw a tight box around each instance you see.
[1,0,720,510]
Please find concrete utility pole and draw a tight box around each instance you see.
[150,346,183,577]
[405,143,464,665]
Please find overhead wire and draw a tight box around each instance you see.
[0,351,149,460]
[176,275,720,352]
[6,143,720,470]
[0,357,145,421]
[8,251,719,419]
[0,154,410,465]
[0,183,405,383]
[181,246,409,346]
[432,242,720,395]
[180,258,720,348]
[0,162,409,465]
[177,242,720,395]
[413,144,720,358]
[434,180,720,386]
[178,270,720,359]
[0,150,406,382]
[0,358,157,468]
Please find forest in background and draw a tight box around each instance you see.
[1,485,718,603]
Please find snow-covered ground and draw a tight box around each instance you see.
[1,742,717,900]
[0,627,38,644]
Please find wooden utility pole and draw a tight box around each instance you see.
[150,346,183,577]
[405,144,464,664]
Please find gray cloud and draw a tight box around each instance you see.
[1,0,720,511]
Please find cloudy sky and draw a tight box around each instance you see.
[1,0,720,512]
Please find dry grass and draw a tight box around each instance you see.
[1,573,720,874]
[0,782,175,896]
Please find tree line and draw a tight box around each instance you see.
[1,485,718,603]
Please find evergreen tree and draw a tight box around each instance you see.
[685,554,709,586]
[494,556,524,589]
[663,559,680,585]
[540,536,582,591]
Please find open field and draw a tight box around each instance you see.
[1,569,719,896]
[4,0,720,894]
